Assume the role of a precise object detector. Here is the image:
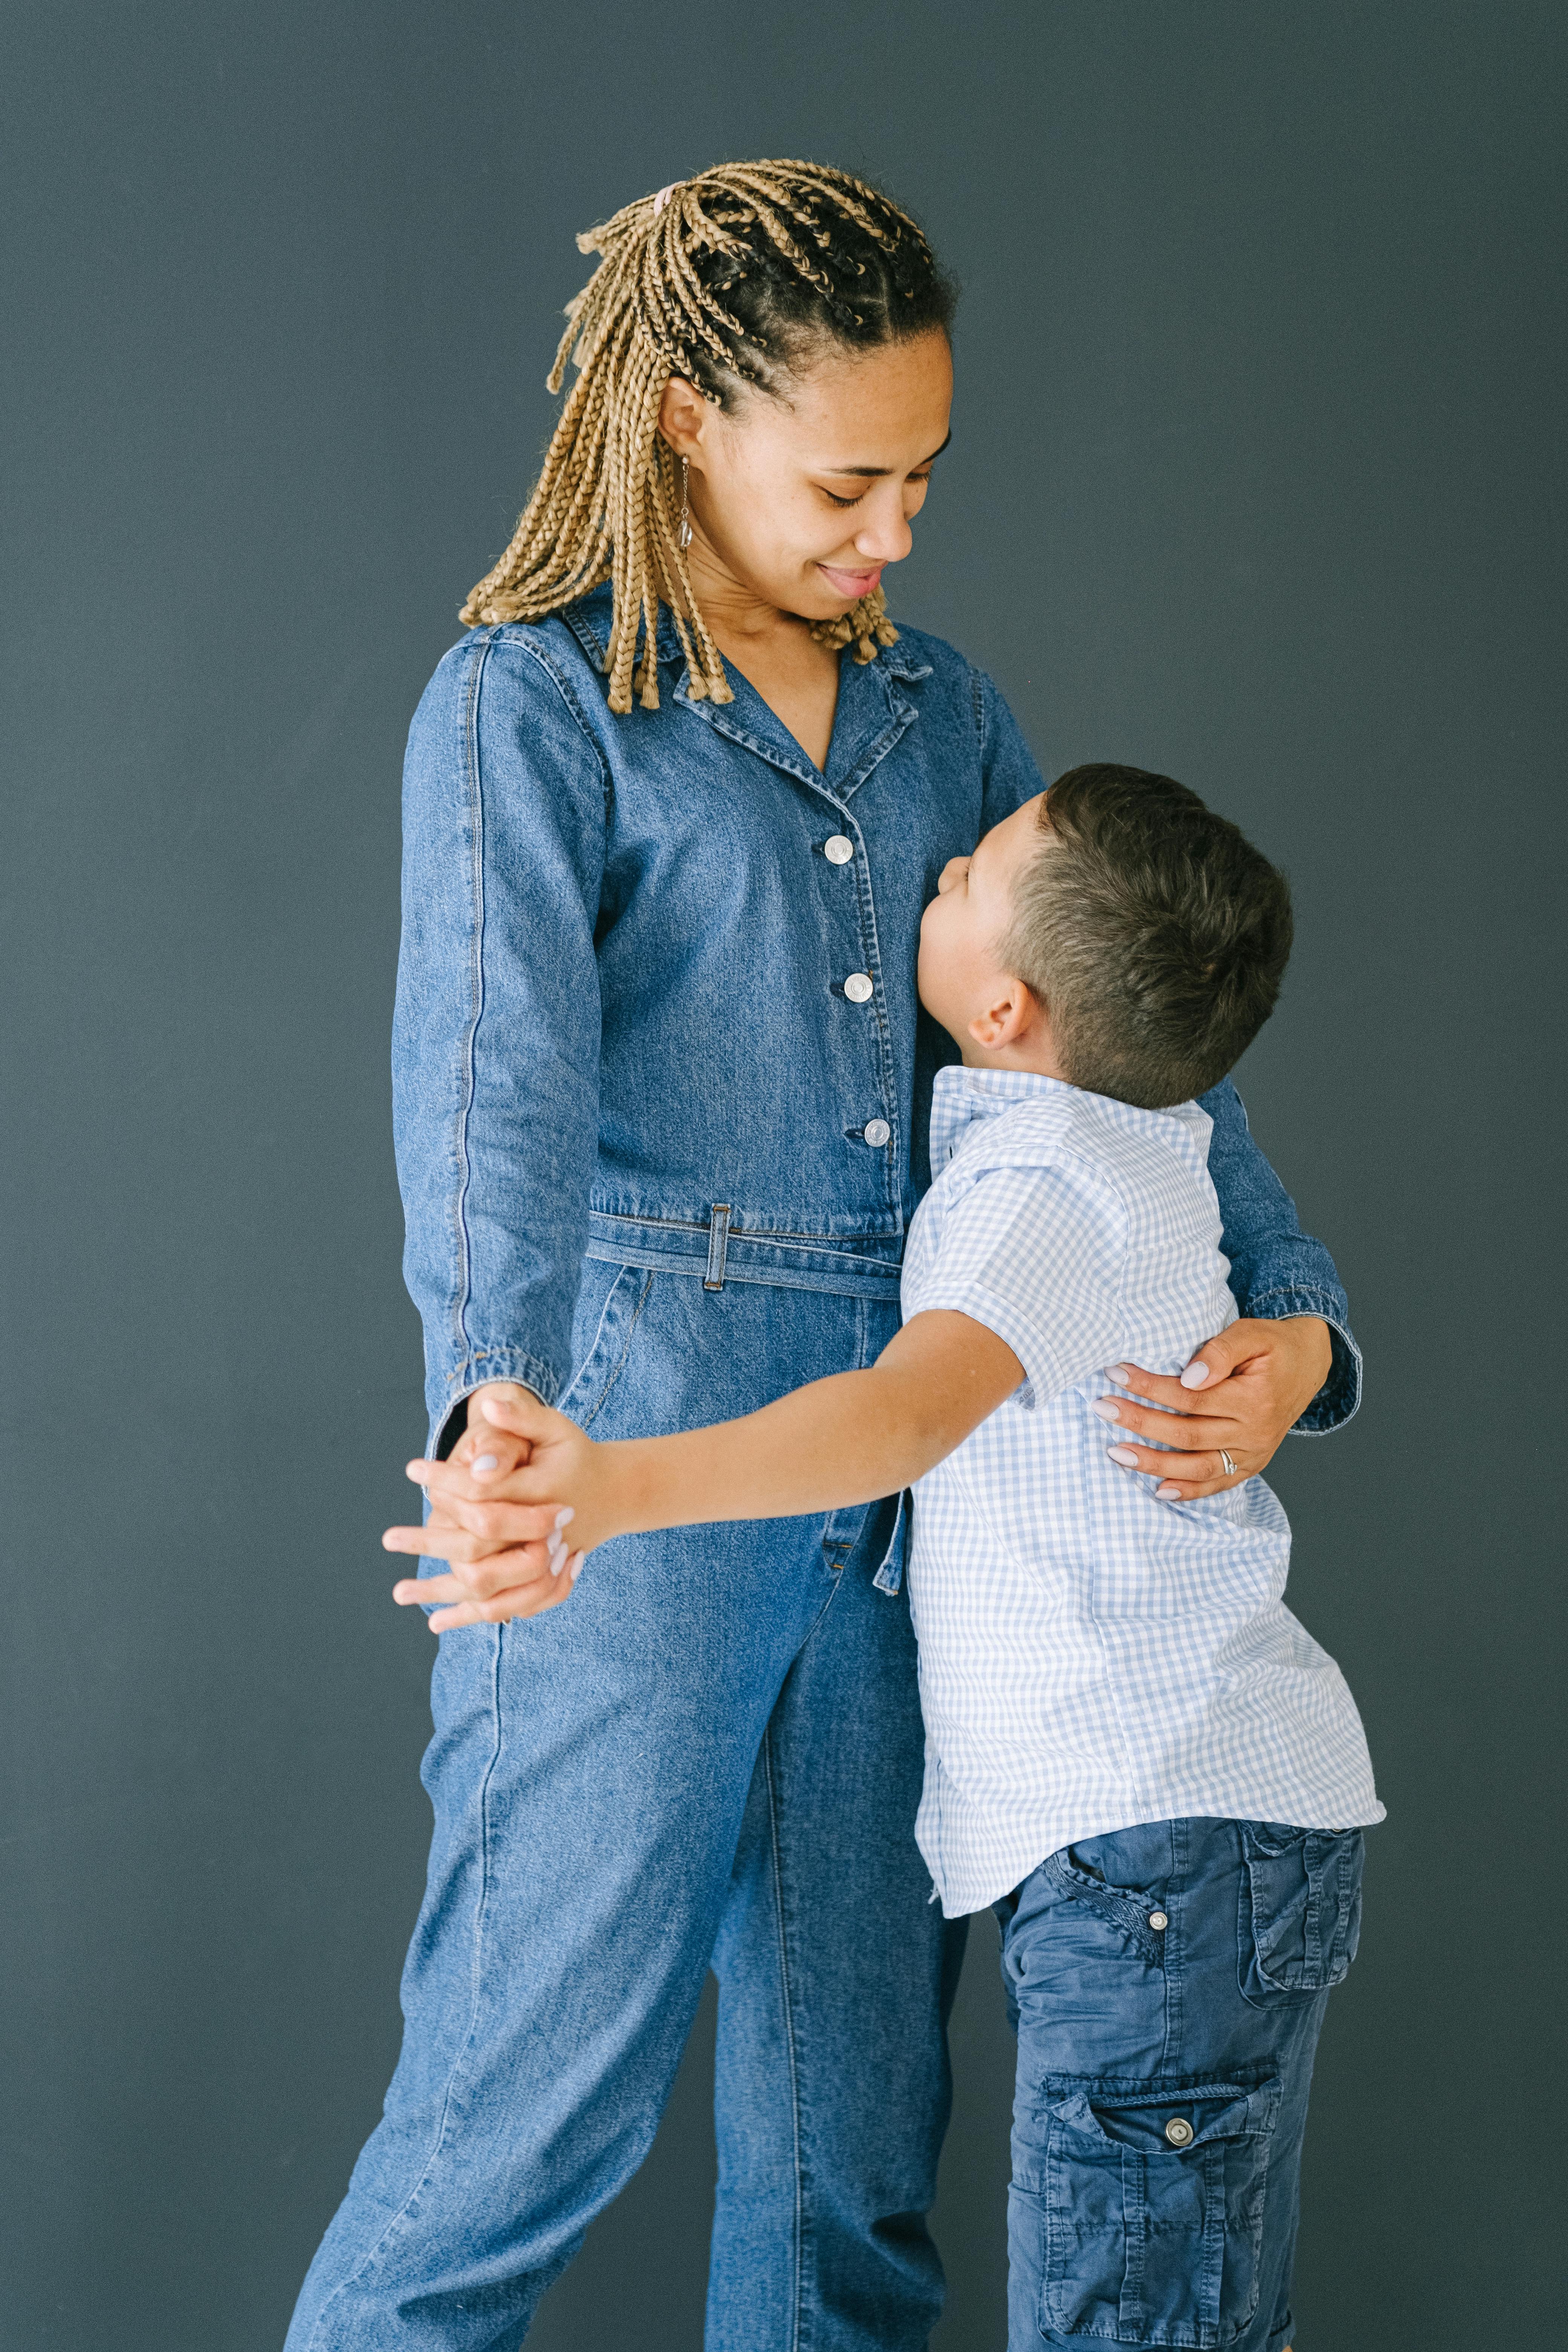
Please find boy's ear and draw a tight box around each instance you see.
[967,977,1041,1050]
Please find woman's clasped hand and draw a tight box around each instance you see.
[386,1384,610,1632]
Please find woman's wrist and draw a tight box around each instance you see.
[1272,1313,1332,1399]
[595,1437,677,1541]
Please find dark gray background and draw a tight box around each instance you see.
[3,3,1562,2345]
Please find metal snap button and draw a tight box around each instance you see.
[1148,1911,1168,1931]
[864,1119,891,1148]
[1164,2117,1194,2147]
[844,972,874,1003]
[824,835,854,864]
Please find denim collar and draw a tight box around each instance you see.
[560,583,931,802]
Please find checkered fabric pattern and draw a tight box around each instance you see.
[902,1067,1383,1918]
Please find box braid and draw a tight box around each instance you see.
[459,160,956,713]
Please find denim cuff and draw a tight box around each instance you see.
[1242,1288,1362,1434]
[430,1348,558,1458]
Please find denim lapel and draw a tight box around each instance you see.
[679,637,930,809]
[562,588,931,810]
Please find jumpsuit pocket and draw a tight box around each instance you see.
[557,1265,652,1430]
[1238,1822,1364,2002]
[1024,2075,1280,2347]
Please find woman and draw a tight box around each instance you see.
[288,162,1358,2352]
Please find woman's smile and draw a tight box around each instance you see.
[816,559,885,597]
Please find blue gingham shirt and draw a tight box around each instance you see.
[902,1067,1383,1918]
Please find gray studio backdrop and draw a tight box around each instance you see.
[3,4,1562,2346]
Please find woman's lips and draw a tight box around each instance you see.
[817,562,884,598]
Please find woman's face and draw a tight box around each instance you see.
[660,328,954,621]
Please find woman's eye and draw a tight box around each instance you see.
[822,487,865,509]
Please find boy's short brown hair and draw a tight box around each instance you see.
[1000,764,1294,1109]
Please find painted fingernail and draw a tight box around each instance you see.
[1156,1481,1182,1499]
[554,1507,575,1530]
[1089,1400,1120,1424]
[1109,1365,1134,1384]
[1107,1446,1140,1468]
[548,1538,566,1577]
[569,1551,586,1583]
[1180,1359,1211,1389]
[473,1453,499,1475]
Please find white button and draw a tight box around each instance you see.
[864,1119,891,1148]
[1148,1911,1168,1931]
[844,972,874,1003]
[1164,2117,1194,2148]
[824,835,854,864]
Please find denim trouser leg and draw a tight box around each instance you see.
[999,1816,1364,2352]
[708,1539,968,2352]
[287,1269,957,2352]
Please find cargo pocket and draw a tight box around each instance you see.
[1238,1822,1364,2003]
[1031,2075,1280,2347]
[1040,1840,1171,1966]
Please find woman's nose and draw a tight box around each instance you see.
[854,498,914,565]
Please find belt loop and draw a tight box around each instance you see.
[704,1203,732,1291]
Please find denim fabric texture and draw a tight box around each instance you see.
[1000,1817,1364,2352]
[286,1266,967,2352]
[390,588,1361,1452]
[297,605,1366,2346]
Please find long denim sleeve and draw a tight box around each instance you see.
[394,632,609,1441]
[1197,1078,1361,1430]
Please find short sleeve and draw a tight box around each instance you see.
[911,1159,1127,1403]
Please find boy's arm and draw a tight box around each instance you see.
[598,1308,1024,1529]
[387,1311,1025,1631]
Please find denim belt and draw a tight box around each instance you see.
[585,1209,905,1300]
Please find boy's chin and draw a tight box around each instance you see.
[918,991,969,1055]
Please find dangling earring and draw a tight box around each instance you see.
[678,455,692,551]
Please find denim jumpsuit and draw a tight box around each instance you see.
[286,587,1359,2352]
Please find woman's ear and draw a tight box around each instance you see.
[658,375,710,459]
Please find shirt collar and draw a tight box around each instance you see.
[928,1063,1216,1177]
[928,1064,1080,1168]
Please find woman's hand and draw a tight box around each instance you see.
[1093,1315,1334,1503]
[386,1388,609,1632]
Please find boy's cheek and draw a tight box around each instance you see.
[915,932,937,1006]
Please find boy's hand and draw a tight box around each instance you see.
[386,1388,616,1633]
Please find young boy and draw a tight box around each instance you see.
[390,763,1381,2352]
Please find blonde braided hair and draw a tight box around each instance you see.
[459,160,951,713]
